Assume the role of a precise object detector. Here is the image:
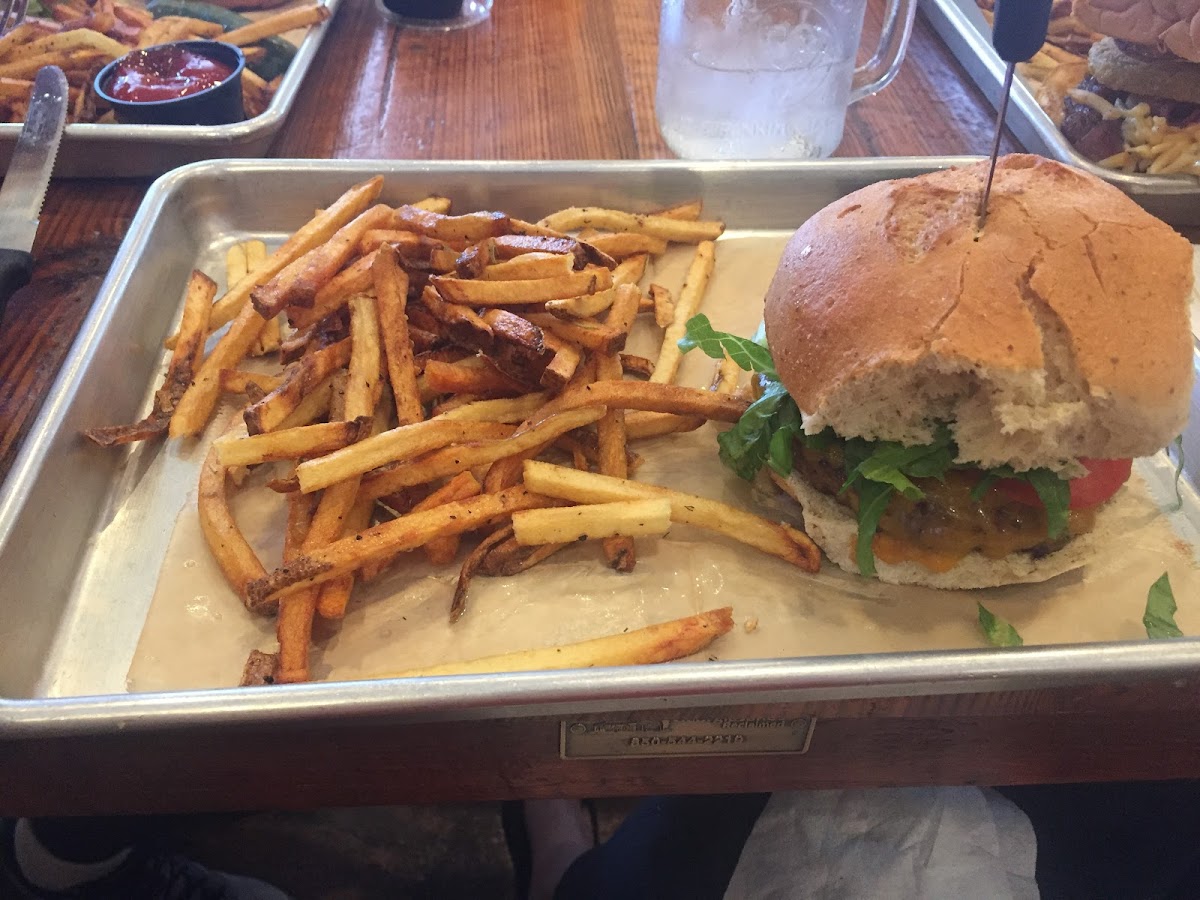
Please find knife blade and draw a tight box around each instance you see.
[0,65,68,316]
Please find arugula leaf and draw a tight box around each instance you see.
[715,380,793,480]
[970,468,1009,502]
[854,480,894,577]
[766,399,803,476]
[977,602,1024,647]
[679,315,776,377]
[1025,468,1070,539]
[1172,435,1185,511]
[849,440,955,499]
[1143,572,1183,639]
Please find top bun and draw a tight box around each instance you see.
[1073,0,1200,63]
[763,154,1194,473]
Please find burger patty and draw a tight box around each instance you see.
[793,443,1098,562]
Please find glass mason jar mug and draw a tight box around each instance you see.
[656,0,918,159]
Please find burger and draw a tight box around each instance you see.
[686,155,1194,588]
[1059,0,1200,168]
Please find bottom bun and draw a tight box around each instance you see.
[782,472,1109,589]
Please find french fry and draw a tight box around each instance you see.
[435,392,549,423]
[620,354,655,379]
[277,372,337,430]
[199,433,268,606]
[651,241,715,384]
[523,461,821,571]
[652,199,704,221]
[595,350,634,571]
[580,232,668,259]
[182,181,383,344]
[513,499,671,545]
[478,535,566,577]
[524,312,627,355]
[555,378,747,422]
[415,471,483,567]
[649,283,675,329]
[611,254,648,287]
[538,332,582,389]
[434,269,612,306]
[220,2,331,45]
[372,245,423,425]
[624,410,705,439]
[372,607,735,678]
[545,287,616,319]
[360,405,606,500]
[394,205,512,243]
[86,270,215,446]
[413,196,453,214]
[214,418,371,467]
[481,252,575,281]
[252,204,393,317]
[450,523,512,622]
[297,419,514,493]
[424,357,531,396]
[537,207,725,243]
[419,286,494,351]
[247,486,556,607]
[492,234,589,267]
[243,338,351,435]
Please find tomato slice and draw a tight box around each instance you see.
[995,458,1132,510]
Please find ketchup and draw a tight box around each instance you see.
[107,45,234,103]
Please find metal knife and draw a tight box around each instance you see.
[0,65,68,317]
[977,0,1054,227]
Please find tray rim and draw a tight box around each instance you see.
[918,0,1200,197]
[0,0,343,151]
[3,156,1198,739]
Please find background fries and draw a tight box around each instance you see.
[89,180,820,685]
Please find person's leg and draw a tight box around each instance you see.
[551,794,770,900]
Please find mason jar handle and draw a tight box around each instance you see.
[849,0,918,104]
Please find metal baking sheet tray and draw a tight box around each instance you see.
[2,159,1199,740]
[0,0,341,179]
[919,0,1200,227]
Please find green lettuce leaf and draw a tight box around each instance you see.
[679,315,776,377]
[854,481,894,578]
[977,602,1024,647]
[1024,469,1070,539]
[1143,572,1183,639]
[715,379,793,481]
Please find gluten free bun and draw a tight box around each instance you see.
[763,154,1194,475]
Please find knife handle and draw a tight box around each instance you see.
[0,248,33,320]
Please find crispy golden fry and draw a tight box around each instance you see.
[316,488,377,619]
[545,287,616,319]
[345,293,384,418]
[214,418,371,467]
[652,199,703,221]
[199,433,268,606]
[413,196,452,214]
[450,523,512,622]
[371,245,423,425]
[478,535,566,577]
[539,332,582,389]
[611,254,648,288]
[595,350,634,571]
[481,252,575,281]
[624,410,705,439]
[394,205,512,243]
[297,419,515,494]
[651,241,715,384]
[86,270,215,446]
[435,392,549,423]
[373,607,734,678]
[415,471,483,568]
[221,2,330,45]
[491,234,586,265]
[524,312,626,356]
[580,232,668,259]
[524,461,821,571]
[277,372,337,430]
[649,283,674,329]
[289,254,373,331]
[5,28,127,63]
[360,405,606,500]
[252,204,392,317]
[424,356,531,396]
[620,354,655,379]
[604,282,642,338]
[247,486,555,606]
[434,268,613,306]
[480,309,550,382]
[243,338,351,435]
[513,498,671,545]
[419,286,494,351]
[560,379,746,421]
[168,172,381,361]
[538,207,725,243]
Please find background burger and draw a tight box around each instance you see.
[1059,0,1200,167]
[683,154,1194,588]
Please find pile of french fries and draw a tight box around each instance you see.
[0,0,328,123]
[88,176,821,685]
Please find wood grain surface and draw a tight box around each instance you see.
[1,0,1194,815]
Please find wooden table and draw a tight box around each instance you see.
[2,0,1197,816]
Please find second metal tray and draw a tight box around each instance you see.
[0,0,341,178]
[920,0,1200,227]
